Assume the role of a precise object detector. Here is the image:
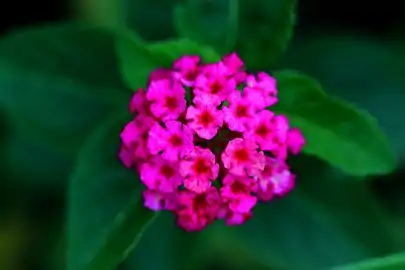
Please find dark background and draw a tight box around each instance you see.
[1,0,405,269]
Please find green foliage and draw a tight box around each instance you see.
[174,0,239,54]
[174,0,297,69]
[67,112,158,270]
[114,30,163,91]
[0,23,132,187]
[116,35,221,91]
[280,34,405,163]
[126,0,177,41]
[273,70,396,176]
[187,156,403,269]
[1,1,403,270]
[121,212,210,270]
[331,252,405,270]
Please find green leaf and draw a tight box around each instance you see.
[126,0,177,41]
[67,112,158,270]
[207,156,403,269]
[174,0,239,54]
[121,212,210,270]
[147,38,222,65]
[331,251,405,270]
[0,23,134,187]
[116,35,221,91]
[173,0,296,69]
[236,0,297,69]
[73,0,176,41]
[280,33,405,164]
[114,30,163,91]
[272,70,396,176]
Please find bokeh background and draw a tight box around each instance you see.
[1,0,405,269]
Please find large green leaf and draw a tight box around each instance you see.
[0,23,135,187]
[67,112,158,270]
[73,0,176,41]
[272,70,396,176]
[114,30,164,91]
[204,156,403,270]
[120,212,210,270]
[174,0,239,54]
[126,0,177,41]
[173,0,296,69]
[331,251,405,270]
[280,33,405,165]
[116,35,221,91]
[236,0,297,69]
[147,38,221,65]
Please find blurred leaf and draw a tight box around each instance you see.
[0,23,133,187]
[273,70,396,176]
[173,0,296,69]
[73,0,176,41]
[67,112,158,270]
[126,0,177,41]
[236,0,297,69]
[147,38,221,64]
[280,33,405,164]
[116,35,221,91]
[115,30,163,91]
[72,0,126,29]
[121,212,209,270]
[174,0,239,54]
[208,156,402,270]
[331,251,405,270]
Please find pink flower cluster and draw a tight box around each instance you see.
[119,53,305,231]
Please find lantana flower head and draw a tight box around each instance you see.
[119,53,305,231]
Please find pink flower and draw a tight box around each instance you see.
[148,121,194,161]
[143,190,177,211]
[148,68,173,83]
[268,115,290,159]
[129,89,150,115]
[244,72,278,109]
[222,53,246,83]
[255,157,295,201]
[140,156,183,193]
[186,96,223,139]
[225,210,252,226]
[244,110,275,150]
[173,55,201,87]
[146,79,186,120]
[287,128,305,154]
[118,145,133,168]
[223,91,256,132]
[119,52,305,232]
[179,147,219,193]
[175,187,221,231]
[222,138,265,176]
[222,53,244,74]
[194,62,236,106]
[120,114,155,162]
[220,174,257,213]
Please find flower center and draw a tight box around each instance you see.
[255,124,270,138]
[230,181,247,194]
[198,110,214,126]
[185,69,198,81]
[159,165,175,178]
[235,104,248,118]
[233,148,250,162]
[193,193,208,210]
[192,157,211,175]
[165,96,178,110]
[169,134,183,147]
[209,80,222,94]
